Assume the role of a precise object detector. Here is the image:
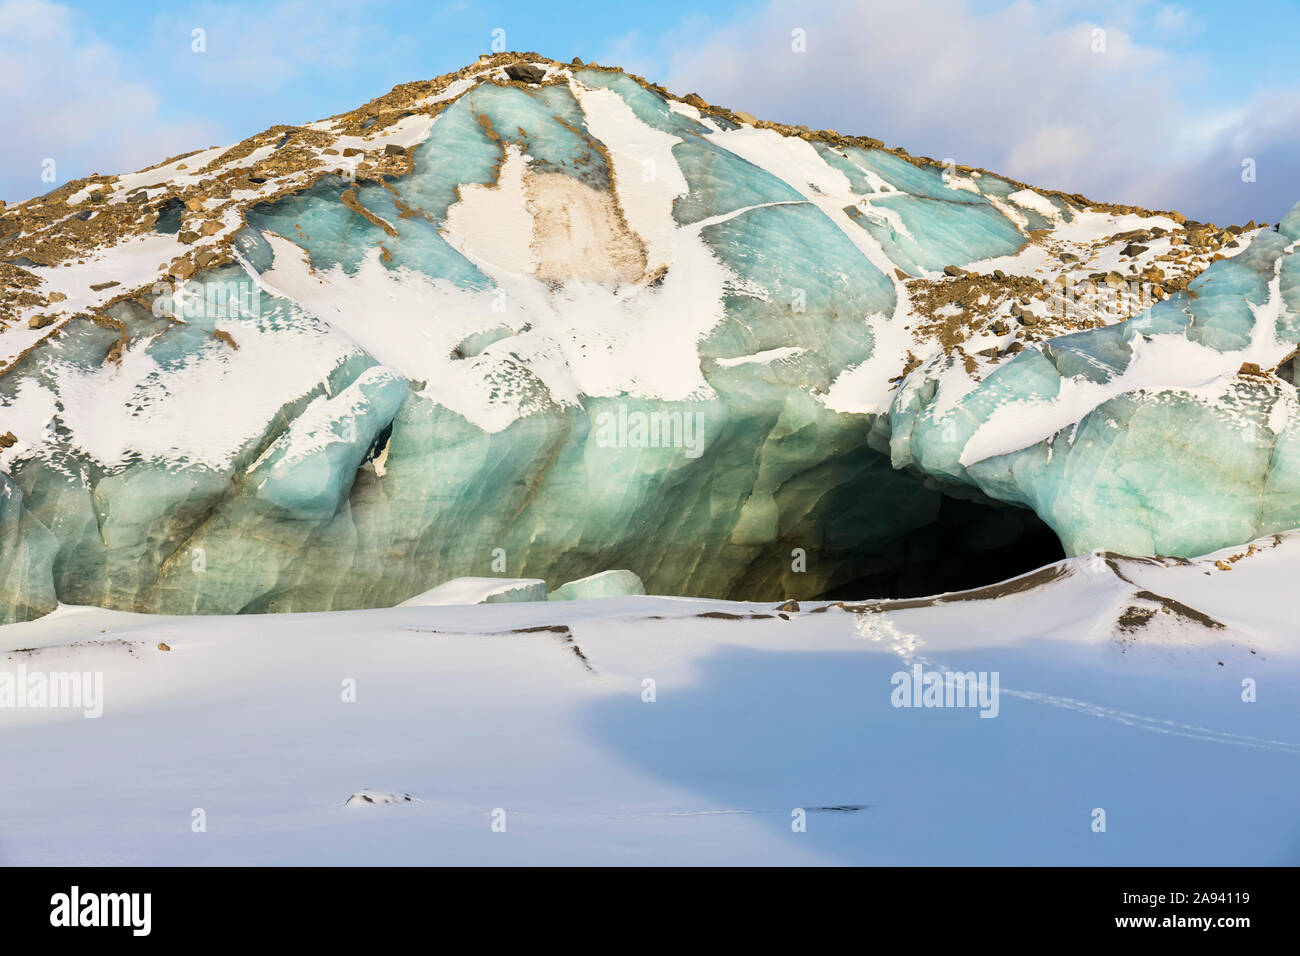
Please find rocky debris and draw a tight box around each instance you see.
[156,642,171,651]
[893,210,1232,378]
[340,187,398,237]
[732,110,757,125]
[0,431,15,448]
[775,599,800,613]
[345,790,416,807]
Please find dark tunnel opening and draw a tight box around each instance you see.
[816,493,1067,601]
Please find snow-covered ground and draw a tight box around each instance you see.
[2,534,1298,866]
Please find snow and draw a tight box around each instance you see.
[714,346,805,366]
[108,145,231,200]
[1006,188,1060,218]
[443,146,537,277]
[573,82,688,273]
[2,231,184,367]
[6,282,359,471]
[398,577,548,606]
[3,536,1298,865]
[959,335,1224,466]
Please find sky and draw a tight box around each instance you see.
[1,0,1298,225]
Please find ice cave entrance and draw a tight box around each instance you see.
[819,492,1066,601]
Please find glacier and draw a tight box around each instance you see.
[0,53,1296,622]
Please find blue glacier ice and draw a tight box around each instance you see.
[1,55,1297,623]
[892,205,1300,557]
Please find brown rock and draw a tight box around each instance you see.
[504,62,546,84]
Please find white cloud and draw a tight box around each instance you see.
[1153,4,1200,36]
[0,0,216,204]
[1128,89,1300,226]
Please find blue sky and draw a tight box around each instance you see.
[3,0,1299,224]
